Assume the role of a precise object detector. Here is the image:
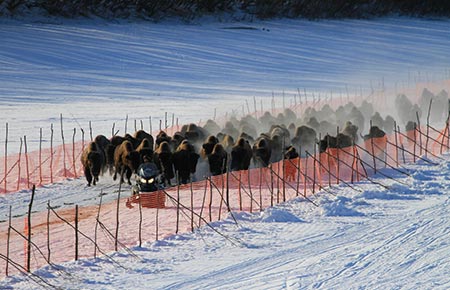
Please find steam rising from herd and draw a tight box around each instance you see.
[81,88,449,188]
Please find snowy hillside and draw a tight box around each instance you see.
[1,16,450,289]
[2,154,450,289]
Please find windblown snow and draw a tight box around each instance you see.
[1,16,450,289]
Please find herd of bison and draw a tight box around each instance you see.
[81,88,449,189]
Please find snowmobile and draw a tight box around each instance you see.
[130,162,166,208]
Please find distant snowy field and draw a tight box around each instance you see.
[1,17,450,153]
[1,16,450,289]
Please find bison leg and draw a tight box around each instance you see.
[125,168,133,185]
[84,168,93,186]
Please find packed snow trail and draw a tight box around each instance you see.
[2,154,450,289]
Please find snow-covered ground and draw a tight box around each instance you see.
[1,16,450,289]
[2,154,450,289]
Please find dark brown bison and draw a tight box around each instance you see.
[134,130,154,150]
[94,134,110,174]
[81,142,104,186]
[155,131,172,150]
[153,141,174,186]
[201,135,219,159]
[202,119,221,136]
[171,132,186,150]
[284,146,299,159]
[173,140,200,184]
[136,138,154,163]
[208,144,228,176]
[253,136,272,167]
[231,137,253,171]
[318,133,353,153]
[341,121,359,143]
[362,126,386,141]
[113,140,141,185]
[182,123,207,144]
[291,125,317,155]
[219,134,235,153]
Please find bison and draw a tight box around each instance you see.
[81,142,104,186]
[134,130,154,150]
[253,136,272,167]
[153,141,174,186]
[362,126,386,141]
[201,135,219,159]
[208,143,228,176]
[173,140,200,184]
[231,137,253,171]
[136,138,154,164]
[113,140,141,185]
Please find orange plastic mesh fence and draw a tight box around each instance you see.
[1,123,448,278]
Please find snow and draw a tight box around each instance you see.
[1,16,450,289]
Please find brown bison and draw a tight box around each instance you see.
[153,141,174,186]
[136,138,154,163]
[134,130,154,150]
[231,137,253,171]
[155,131,172,150]
[253,136,272,167]
[341,121,359,143]
[208,144,228,176]
[94,134,110,174]
[81,142,104,186]
[173,140,200,184]
[362,126,386,141]
[201,135,219,159]
[291,125,317,156]
[318,133,353,153]
[284,146,299,159]
[113,140,141,185]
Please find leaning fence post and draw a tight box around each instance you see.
[39,128,43,185]
[425,99,433,157]
[89,121,93,141]
[4,123,8,193]
[50,124,54,183]
[248,168,253,213]
[176,172,180,234]
[72,128,77,177]
[94,193,103,259]
[47,201,51,263]
[115,175,123,252]
[190,178,194,232]
[209,177,213,222]
[17,138,22,191]
[24,136,30,189]
[6,205,11,276]
[60,114,67,178]
[394,121,399,167]
[75,205,79,261]
[27,185,36,272]
[259,167,263,211]
[138,193,142,247]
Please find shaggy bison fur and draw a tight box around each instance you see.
[113,140,141,185]
[153,141,174,186]
[81,142,104,186]
[173,140,200,184]
[231,137,253,171]
[208,143,228,176]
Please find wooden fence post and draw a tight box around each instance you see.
[47,201,51,263]
[6,205,11,276]
[27,185,36,272]
[75,205,79,261]
[4,123,7,193]
[39,128,43,185]
[60,114,67,178]
[138,193,142,247]
[72,128,77,177]
[24,136,30,189]
[50,124,54,183]
[94,193,103,259]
